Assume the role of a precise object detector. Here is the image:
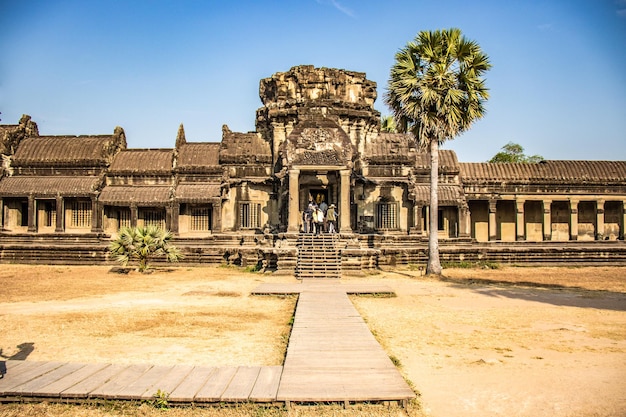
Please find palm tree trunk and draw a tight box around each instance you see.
[427,139,442,275]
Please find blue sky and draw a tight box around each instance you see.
[1,0,625,162]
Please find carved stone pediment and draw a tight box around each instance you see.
[280,116,354,168]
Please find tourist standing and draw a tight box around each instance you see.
[302,205,312,233]
[326,204,337,233]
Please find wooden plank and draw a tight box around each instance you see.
[194,366,237,402]
[139,365,194,400]
[12,362,86,396]
[168,366,215,402]
[120,365,175,399]
[249,366,282,402]
[61,364,127,398]
[277,288,415,403]
[221,366,261,402]
[0,361,64,393]
[89,363,152,399]
[40,363,110,397]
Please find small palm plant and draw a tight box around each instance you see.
[109,226,182,273]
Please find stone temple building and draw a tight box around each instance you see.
[1,65,625,271]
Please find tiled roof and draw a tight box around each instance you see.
[415,150,459,172]
[12,136,117,166]
[0,176,101,197]
[177,143,220,168]
[109,149,173,174]
[460,161,626,183]
[220,129,272,164]
[365,133,415,164]
[99,186,172,205]
[175,183,221,202]
[413,184,464,205]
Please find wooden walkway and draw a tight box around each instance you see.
[274,282,414,405]
[0,281,414,406]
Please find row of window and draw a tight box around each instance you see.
[5,200,403,231]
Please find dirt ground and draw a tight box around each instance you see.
[1,264,625,417]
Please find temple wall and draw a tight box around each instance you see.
[496,200,516,241]
[525,201,543,241]
[358,185,408,232]
[469,200,488,242]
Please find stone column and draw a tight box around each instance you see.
[543,199,552,241]
[622,201,626,240]
[287,169,300,232]
[569,200,579,241]
[515,199,525,241]
[27,195,36,232]
[55,196,64,232]
[166,205,177,234]
[411,204,423,235]
[459,204,470,238]
[91,196,103,233]
[488,200,497,241]
[130,204,138,228]
[212,202,222,232]
[172,203,180,235]
[596,200,605,240]
[0,199,4,230]
[339,169,352,233]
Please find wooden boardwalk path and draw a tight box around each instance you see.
[274,282,414,406]
[0,281,414,407]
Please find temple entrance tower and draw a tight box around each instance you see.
[254,65,381,233]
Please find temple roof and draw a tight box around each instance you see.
[109,149,173,174]
[0,176,101,197]
[415,150,460,172]
[99,185,172,206]
[177,143,221,168]
[12,136,118,167]
[413,184,464,205]
[365,133,415,165]
[175,183,222,203]
[220,126,272,164]
[460,160,626,183]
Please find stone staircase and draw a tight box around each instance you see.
[295,234,342,279]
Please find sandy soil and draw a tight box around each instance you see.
[1,265,625,417]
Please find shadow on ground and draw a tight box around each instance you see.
[442,277,626,311]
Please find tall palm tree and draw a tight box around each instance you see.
[385,28,491,275]
[380,115,396,133]
[109,226,182,272]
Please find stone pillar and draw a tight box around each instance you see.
[515,199,525,241]
[55,196,64,232]
[488,200,497,241]
[91,196,103,233]
[569,200,579,241]
[411,204,423,235]
[27,195,36,232]
[459,204,470,238]
[339,169,351,233]
[170,203,180,235]
[596,200,605,240]
[212,203,222,232]
[287,169,300,232]
[130,204,138,228]
[543,199,552,241]
[622,201,626,240]
[165,206,173,233]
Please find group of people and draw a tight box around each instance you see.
[302,198,338,234]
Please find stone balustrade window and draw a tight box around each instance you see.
[240,202,261,229]
[70,200,92,228]
[191,206,211,231]
[376,202,398,230]
[140,208,165,229]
